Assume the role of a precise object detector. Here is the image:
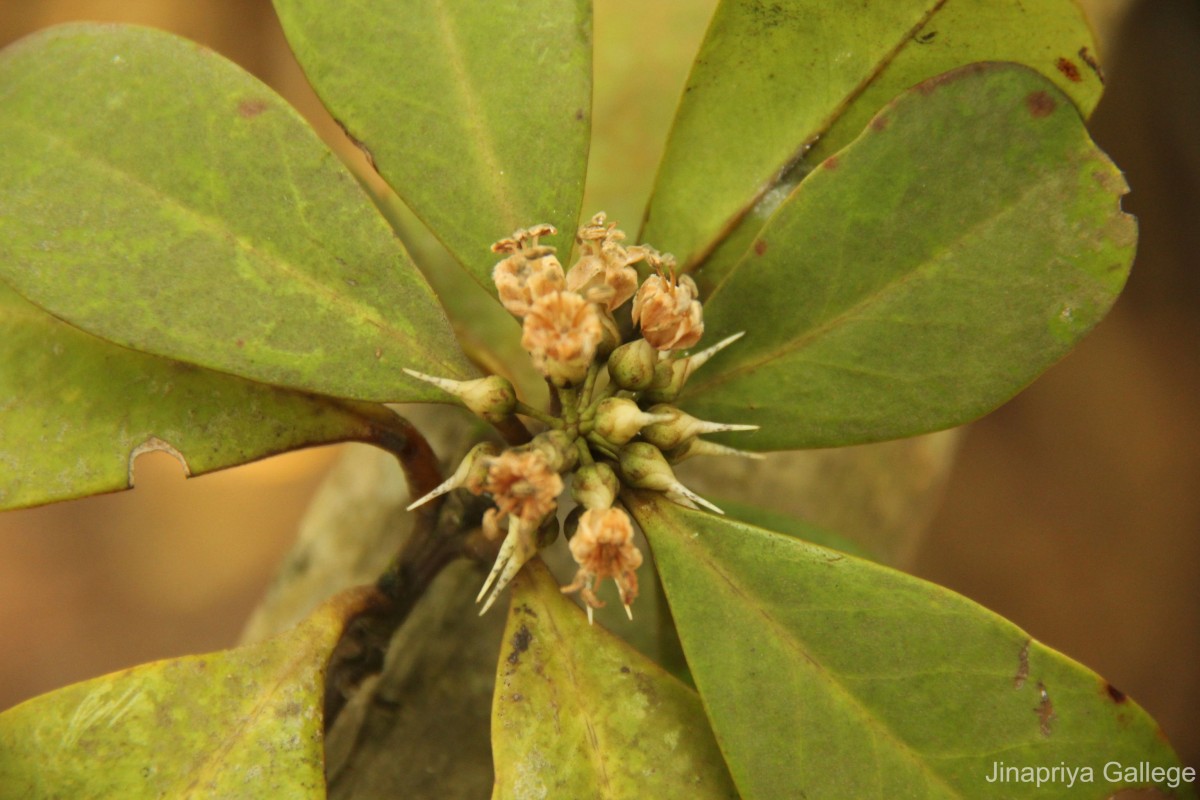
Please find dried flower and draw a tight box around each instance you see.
[632,262,704,351]
[482,449,563,524]
[521,290,603,385]
[561,506,644,620]
[565,212,644,310]
[491,225,565,317]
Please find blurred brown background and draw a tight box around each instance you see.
[0,0,1195,773]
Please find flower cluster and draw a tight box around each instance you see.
[406,213,758,621]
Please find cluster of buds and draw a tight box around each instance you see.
[406,213,759,622]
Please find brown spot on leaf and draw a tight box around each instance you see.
[574,108,585,121]
[1013,639,1030,688]
[507,624,531,666]
[870,114,889,132]
[238,99,268,118]
[619,665,630,674]
[1055,57,1083,82]
[236,338,245,348]
[754,239,768,256]
[822,156,839,170]
[374,347,383,359]
[914,30,937,44]
[1105,682,1128,703]
[1026,90,1057,118]
[1036,681,1055,736]
[1078,46,1105,83]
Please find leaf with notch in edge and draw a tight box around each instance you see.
[642,0,1104,275]
[677,63,1135,451]
[0,585,379,799]
[273,0,592,293]
[0,282,401,511]
[0,23,472,404]
[628,492,1194,800]
[491,558,737,800]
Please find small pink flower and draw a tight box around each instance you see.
[565,212,643,310]
[491,225,565,317]
[561,506,644,613]
[632,266,704,351]
[521,290,603,385]
[480,449,563,524]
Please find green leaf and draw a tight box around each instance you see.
[0,283,398,511]
[0,24,472,403]
[0,586,379,799]
[629,493,1193,800]
[714,496,874,560]
[273,0,592,291]
[642,0,1103,271]
[491,558,738,800]
[678,63,1135,450]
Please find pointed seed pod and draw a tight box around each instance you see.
[606,338,658,391]
[402,370,517,422]
[591,397,673,446]
[640,405,759,450]
[406,441,498,510]
[570,462,620,510]
[617,442,723,514]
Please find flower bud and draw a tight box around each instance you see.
[641,357,690,403]
[640,405,759,451]
[570,462,620,510]
[406,441,499,510]
[591,397,672,446]
[606,338,658,391]
[401,371,517,422]
[618,442,723,514]
[640,331,746,403]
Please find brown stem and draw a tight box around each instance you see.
[323,407,493,729]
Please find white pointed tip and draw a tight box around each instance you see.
[406,479,454,511]
[586,605,595,625]
[478,591,500,616]
[623,603,634,621]
[403,368,464,394]
[688,331,746,370]
[695,420,759,434]
[476,570,499,604]
[669,481,724,515]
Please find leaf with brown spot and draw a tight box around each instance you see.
[644,0,1105,273]
[490,559,737,800]
[630,493,1194,799]
[0,586,379,798]
[0,24,473,403]
[678,64,1135,450]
